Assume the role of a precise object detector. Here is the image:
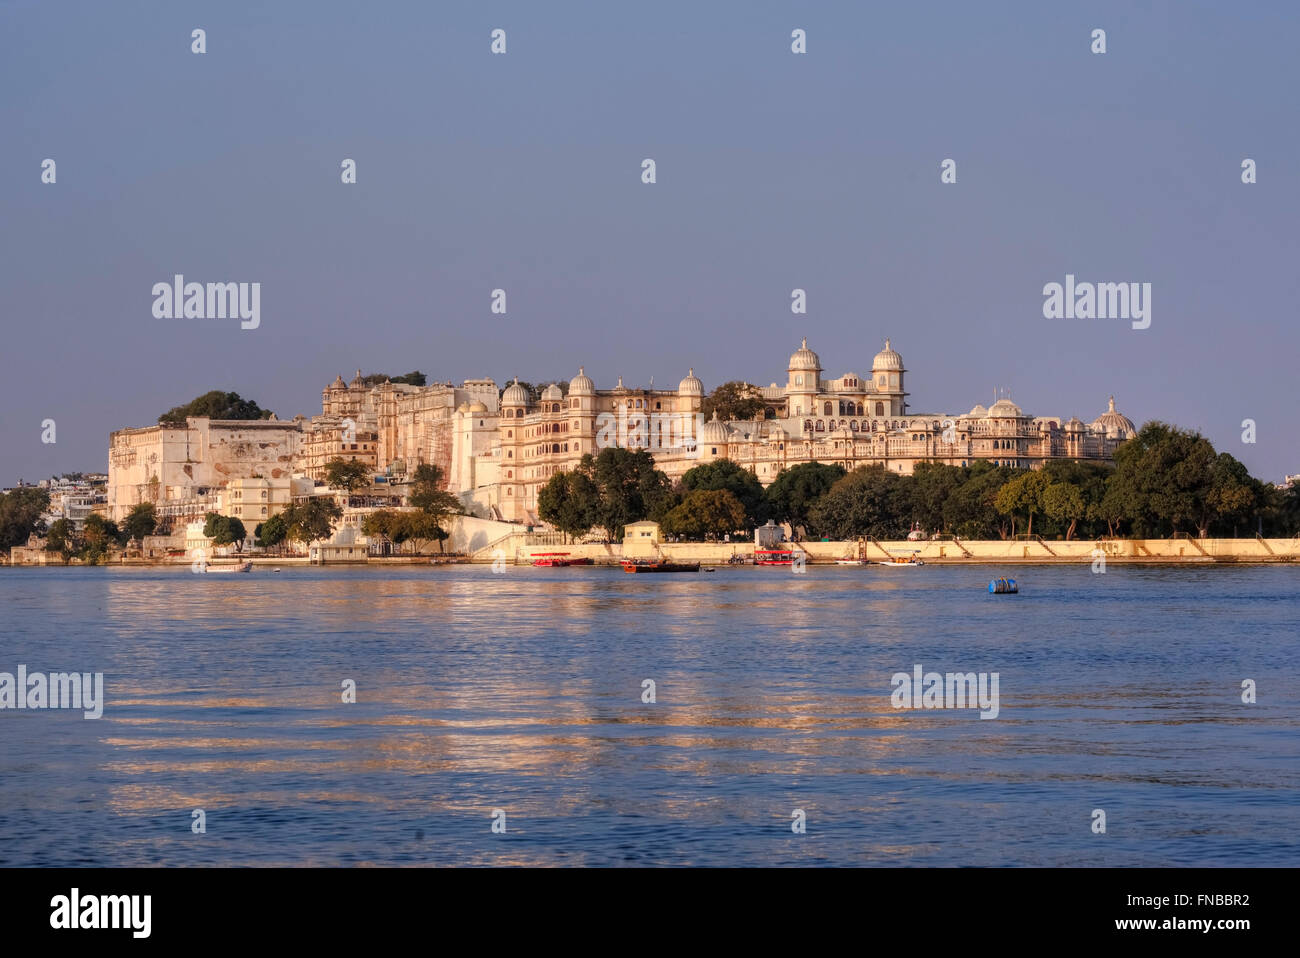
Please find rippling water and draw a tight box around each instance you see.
[1,564,1297,866]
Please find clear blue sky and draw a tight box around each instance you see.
[2,0,1297,483]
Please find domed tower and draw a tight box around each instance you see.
[786,338,821,418]
[677,368,703,414]
[1091,396,1136,440]
[501,378,530,419]
[870,339,907,417]
[322,374,347,416]
[698,411,731,461]
[568,367,597,457]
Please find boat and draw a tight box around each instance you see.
[835,558,865,565]
[754,549,797,565]
[877,555,924,567]
[621,558,700,573]
[203,560,252,573]
[531,553,592,567]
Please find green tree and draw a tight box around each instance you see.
[281,499,343,545]
[203,512,248,552]
[660,489,748,540]
[255,513,288,548]
[700,381,767,421]
[408,464,461,525]
[159,390,273,424]
[680,458,768,528]
[1042,482,1086,540]
[79,513,123,563]
[994,471,1050,537]
[538,470,601,540]
[0,487,51,550]
[809,466,910,540]
[361,371,426,387]
[765,462,847,535]
[942,461,1015,539]
[45,518,75,560]
[324,457,372,494]
[122,503,158,542]
[584,447,674,539]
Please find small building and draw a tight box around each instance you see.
[623,520,661,558]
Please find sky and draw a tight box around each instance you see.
[2,0,1297,484]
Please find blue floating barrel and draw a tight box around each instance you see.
[988,577,1019,594]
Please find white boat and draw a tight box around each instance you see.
[835,559,865,565]
[203,560,252,573]
[877,555,924,567]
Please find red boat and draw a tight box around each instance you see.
[531,553,592,567]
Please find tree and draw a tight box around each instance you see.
[994,471,1050,537]
[942,461,1015,539]
[700,381,767,422]
[159,391,273,424]
[45,518,75,560]
[681,458,768,528]
[660,489,748,540]
[122,503,158,542]
[0,487,50,550]
[1042,482,1086,540]
[281,499,342,545]
[408,464,461,525]
[361,371,426,387]
[203,512,248,552]
[256,513,288,548]
[79,513,123,563]
[809,466,911,540]
[584,447,674,539]
[765,462,847,535]
[361,509,448,554]
[324,458,372,494]
[538,470,601,540]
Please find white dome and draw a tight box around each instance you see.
[569,367,595,395]
[678,368,703,397]
[502,379,530,406]
[872,339,903,372]
[541,383,563,401]
[699,413,731,445]
[1091,396,1136,439]
[966,404,989,418]
[988,398,1024,418]
[788,338,822,372]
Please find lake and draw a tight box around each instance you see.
[1,564,1296,866]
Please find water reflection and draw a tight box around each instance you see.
[0,564,1296,865]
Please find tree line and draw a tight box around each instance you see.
[538,422,1300,542]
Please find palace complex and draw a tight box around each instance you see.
[107,339,1136,527]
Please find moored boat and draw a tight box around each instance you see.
[621,559,700,573]
[203,560,252,573]
[877,555,924,567]
[531,553,592,567]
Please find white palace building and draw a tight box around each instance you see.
[108,339,1135,527]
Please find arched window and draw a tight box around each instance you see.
[875,402,885,416]
[803,420,813,433]
[816,420,825,432]
[850,421,858,431]
[552,443,560,453]
[823,402,832,415]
